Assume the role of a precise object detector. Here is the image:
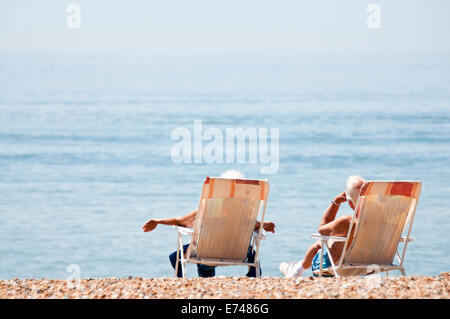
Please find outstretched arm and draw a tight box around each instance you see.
[142,210,197,232]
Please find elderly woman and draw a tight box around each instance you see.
[279,175,366,277]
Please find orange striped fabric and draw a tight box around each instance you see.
[360,181,420,198]
[200,177,268,200]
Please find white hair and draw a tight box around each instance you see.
[220,170,245,179]
[345,175,366,206]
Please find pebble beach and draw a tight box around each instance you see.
[1,273,448,299]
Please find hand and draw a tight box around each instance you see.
[263,221,276,233]
[334,191,347,205]
[142,219,158,232]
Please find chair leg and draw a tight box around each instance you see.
[178,236,187,278]
[256,261,261,278]
[319,240,325,278]
[324,243,339,278]
[400,268,406,276]
[175,235,180,277]
[181,261,186,278]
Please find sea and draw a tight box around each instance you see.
[0,52,449,279]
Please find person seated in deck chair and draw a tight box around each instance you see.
[279,175,366,277]
[142,170,276,278]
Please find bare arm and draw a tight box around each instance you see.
[142,210,197,232]
[254,220,276,233]
[318,191,347,227]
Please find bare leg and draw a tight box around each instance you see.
[280,240,322,277]
[301,241,322,268]
[316,211,353,265]
[318,215,352,237]
[280,195,351,277]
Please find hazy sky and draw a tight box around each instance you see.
[1,0,449,54]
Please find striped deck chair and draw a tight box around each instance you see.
[311,181,422,277]
[174,176,270,278]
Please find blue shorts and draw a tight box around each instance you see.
[311,248,333,276]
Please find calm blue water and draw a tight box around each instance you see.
[0,53,449,279]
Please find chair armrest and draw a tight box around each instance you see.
[173,226,193,236]
[399,237,414,242]
[311,233,347,242]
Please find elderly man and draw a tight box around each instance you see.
[142,170,276,278]
[279,175,366,277]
